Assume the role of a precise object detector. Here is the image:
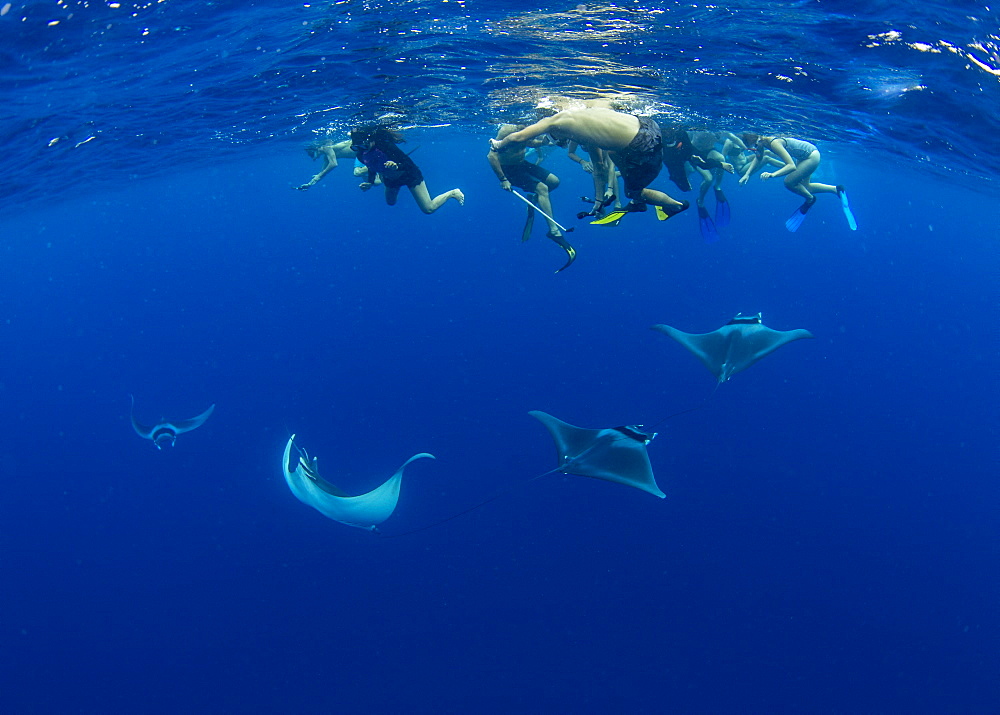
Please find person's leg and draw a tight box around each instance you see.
[589,150,610,214]
[384,185,401,206]
[408,182,464,214]
[782,153,821,199]
[534,182,561,236]
[693,164,712,206]
[639,187,688,211]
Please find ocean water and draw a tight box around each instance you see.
[1,1,998,713]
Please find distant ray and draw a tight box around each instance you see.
[282,435,434,531]
[652,312,813,383]
[529,411,665,498]
[130,395,214,449]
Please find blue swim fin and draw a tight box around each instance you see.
[697,204,720,243]
[713,187,730,227]
[785,196,817,233]
[837,185,857,230]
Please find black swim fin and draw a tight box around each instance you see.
[714,187,730,227]
[697,204,720,243]
[547,232,577,273]
[521,205,536,243]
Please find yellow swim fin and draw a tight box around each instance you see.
[655,200,691,221]
[590,209,630,226]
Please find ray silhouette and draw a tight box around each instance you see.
[130,395,215,449]
[529,411,665,498]
[652,312,813,383]
[282,435,434,531]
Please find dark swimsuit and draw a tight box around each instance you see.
[660,127,726,192]
[358,143,424,189]
[503,161,551,193]
[608,115,663,200]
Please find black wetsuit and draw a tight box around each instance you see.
[608,115,663,200]
[661,127,727,192]
[357,141,423,189]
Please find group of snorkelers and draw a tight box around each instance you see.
[297,98,857,270]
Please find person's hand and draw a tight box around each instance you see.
[738,173,750,186]
[295,176,318,190]
[295,184,310,191]
[359,182,372,191]
[499,179,511,191]
[580,160,594,174]
[384,160,398,170]
[489,138,502,152]
[721,162,734,174]
[761,172,773,180]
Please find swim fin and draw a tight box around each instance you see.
[697,204,720,243]
[547,231,577,273]
[590,202,645,226]
[590,209,629,226]
[654,200,690,221]
[521,205,535,242]
[785,196,817,233]
[577,192,616,220]
[714,187,730,227]
[837,185,857,230]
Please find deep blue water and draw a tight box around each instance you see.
[2,2,999,713]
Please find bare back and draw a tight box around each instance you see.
[548,108,640,151]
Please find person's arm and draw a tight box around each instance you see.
[296,149,337,190]
[760,139,796,180]
[490,116,557,152]
[722,132,747,152]
[486,149,511,191]
[565,141,594,173]
[738,154,761,185]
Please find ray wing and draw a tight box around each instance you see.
[171,404,216,434]
[725,324,814,378]
[651,324,735,381]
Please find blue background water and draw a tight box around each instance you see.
[2,1,999,713]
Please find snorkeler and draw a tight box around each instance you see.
[295,138,376,190]
[488,124,564,239]
[488,124,576,270]
[351,126,464,214]
[738,134,857,232]
[490,107,688,226]
[661,128,736,241]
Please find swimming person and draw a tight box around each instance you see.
[351,126,464,214]
[488,124,564,240]
[296,138,362,190]
[489,107,689,225]
[738,134,855,231]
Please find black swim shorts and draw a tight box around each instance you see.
[504,161,553,194]
[609,115,663,200]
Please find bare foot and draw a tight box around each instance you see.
[451,189,465,206]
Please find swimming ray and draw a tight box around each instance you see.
[529,411,665,498]
[651,312,813,383]
[130,395,215,449]
[282,435,434,531]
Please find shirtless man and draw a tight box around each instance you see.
[489,107,688,220]
[487,124,563,239]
